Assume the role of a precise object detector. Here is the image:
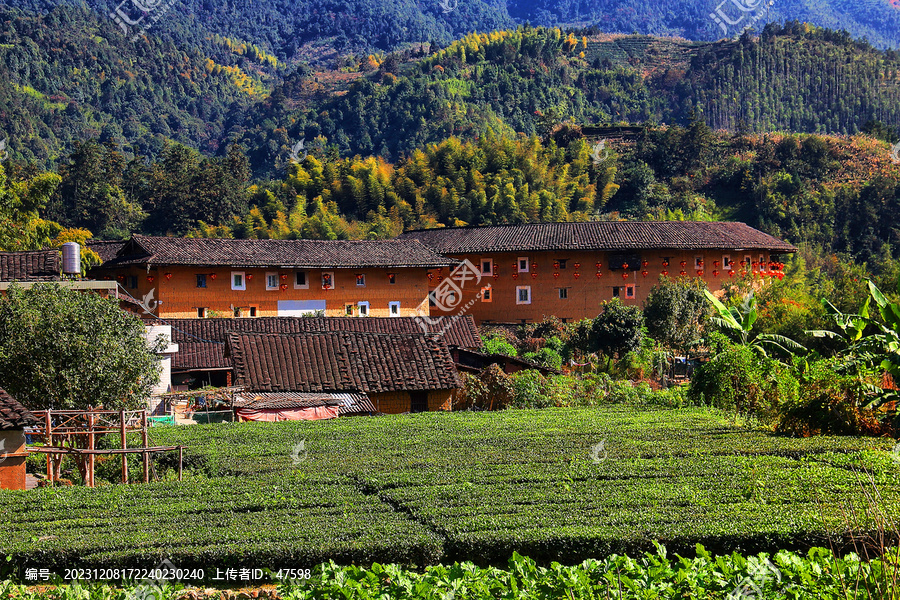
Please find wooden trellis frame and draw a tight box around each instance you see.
[27,408,183,487]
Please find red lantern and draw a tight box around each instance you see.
[147,275,155,283]
[596,272,603,279]
[661,270,669,276]
[246,273,253,281]
[493,273,499,280]
[553,272,560,278]
[697,270,704,276]
[428,273,434,280]
[698,260,704,267]
[713,270,719,277]
[680,261,687,267]
[680,270,686,277]
[280,274,288,281]
[622,263,630,270]
[573,272,580,279]
[641,270,649,278]
[116,274,125,281]
[642,260,649,268]
[622,272,629,280]
[512,263,518,271]
[280,283,287,291]
[164,272,173,281]
[573,262,581,270]
[553,261,560,270]
[437,268,443,274]
[713,260,720,267]
[729,271,735,278]
[595,262,602,270]
[662,260,669,267]
[512,273,519,280]
[210,273,217,280]
[531,273,537,279]
[531,262,538,270]
[437,276,443,282]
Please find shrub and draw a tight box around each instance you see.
[777,359,890,436]
[688,345,799,421]
[522,347,563,370]
[454,365,514,410]
[508,371,553,409]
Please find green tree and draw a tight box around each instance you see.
[643,276,710,352]
[571,299,644,367]
[0,284,163,410]
[0,164,62,251]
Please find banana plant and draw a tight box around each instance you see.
[703,290,806,358]
[865,281,900,384]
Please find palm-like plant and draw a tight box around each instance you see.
[704,290,806,358]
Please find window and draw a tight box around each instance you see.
[345,304,354,316]
[516,286,531,305]
[744,255,752,269]
[358,301,370,316]
[322,272,334,289]
[695,255,704,270]
[197,307,208,318]
[295,271,308,289]
[518,257,530,273]
[612,285,635,298]
[722,255,732,270]
[481,286,492,302]
[233,307,241,318]
[196,274,207,288]
[759,254,767,272]
[356,274,366,287]
[481,259,493,275]
[388,273,396,285]
[389,301,401,316]
[249,307,257,317]
[233,306,257,318]
[557,259,568,270]
[266,272,279,290]
[231,271,246,291]
[558,288,569,300]
[128,275,138,290]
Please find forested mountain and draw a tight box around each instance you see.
[237,24,900,174]
[0,4,277,166]
[12,0,900,59]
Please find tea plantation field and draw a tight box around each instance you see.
[2,406,899,575]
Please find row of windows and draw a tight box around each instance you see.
[476,254,769,275]
[195,301,403,318]
[478,285,636,305]
[193,271,395,291]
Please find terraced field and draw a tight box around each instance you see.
[2,406,898,576]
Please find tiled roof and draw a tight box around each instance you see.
[233,392,376,415]
[0,387,39,430]
[398,221,798,254]
[168,316,481,371]
[100,234,452,269]
[0,250,60,281]
[86,240,127,263]
[228,332,461,394]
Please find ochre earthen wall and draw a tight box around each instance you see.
[429,249,775,324]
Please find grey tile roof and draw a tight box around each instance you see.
[0,387,39,430]
[398,221,798,254]
[0,250,60,281]
[100,235,452,269]
[228,332,461,394]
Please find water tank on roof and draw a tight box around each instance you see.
[62,242,81,275]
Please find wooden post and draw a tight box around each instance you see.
[45,411,53,484]
[87,408,95,488]
[178,446,183,482]
[141,411,149,484]
[120,409,128,484]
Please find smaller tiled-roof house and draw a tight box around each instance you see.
[399,221,797,324]
[0,387,39,490]
[93,235,452,319]
[166,315,481,389]
[0,250,61,282]
[228,331,461,416]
